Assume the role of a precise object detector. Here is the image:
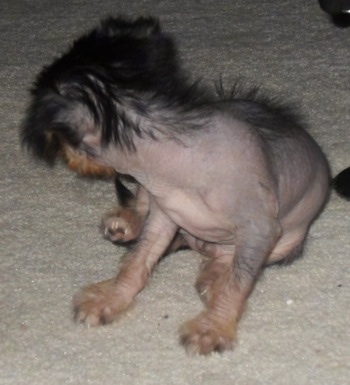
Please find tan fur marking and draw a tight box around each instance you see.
[62,145,115,177]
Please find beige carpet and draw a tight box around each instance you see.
[1,0,349,384]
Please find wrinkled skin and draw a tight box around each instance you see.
[74,112,330,355]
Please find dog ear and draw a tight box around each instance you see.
[21,92,96,164]
[100,16,161,39]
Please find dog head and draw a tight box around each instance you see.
[21,16,181,174]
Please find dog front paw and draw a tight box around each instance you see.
[101,209,142,243]
[73,279,129,326]
[179,312,236,355]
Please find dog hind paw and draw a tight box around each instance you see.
[101,209,141,243]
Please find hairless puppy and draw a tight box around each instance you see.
[21,16,331,354]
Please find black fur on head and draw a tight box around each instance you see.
[21,15,201,162]
[21,15,307,168]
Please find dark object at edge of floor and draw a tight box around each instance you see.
[333,167,350,200]
[319,0,350,27]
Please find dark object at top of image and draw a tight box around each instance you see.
[319,0,350,27]
[333,167,350,200]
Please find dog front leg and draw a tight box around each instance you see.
[73,202,178,326]
[180,219,281,355]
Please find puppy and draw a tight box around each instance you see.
[21,16,331,355]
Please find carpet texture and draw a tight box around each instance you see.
[1,1,349,384]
